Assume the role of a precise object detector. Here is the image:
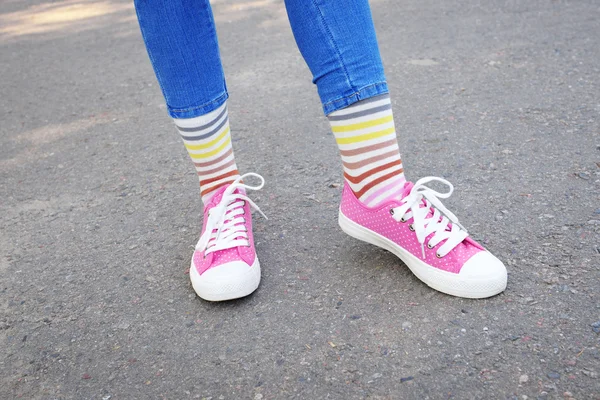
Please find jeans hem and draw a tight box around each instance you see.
[322,82,389,115]
[167,92,229,119]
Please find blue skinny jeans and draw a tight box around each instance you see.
[134,0,388,118]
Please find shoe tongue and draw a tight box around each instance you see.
[402,181,448,228]
[207,185,246,208]
[206,185,248,240]
[206,185,229,207]
[400,181,414,199]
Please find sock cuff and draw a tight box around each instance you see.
[173,101,227,130]
[327,94,391,121]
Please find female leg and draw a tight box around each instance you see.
[285,0,507,298]
[135,0,265,301]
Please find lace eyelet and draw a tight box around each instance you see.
[400,217,406,223]
[409,224,414,231]
[436,253,442,258]
[389,209,394,216]
[427,243,433,249]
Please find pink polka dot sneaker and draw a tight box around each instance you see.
[338,176,507,298]
[189,173,266,301]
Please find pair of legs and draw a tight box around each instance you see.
[134,0,507,301]
[135,0,405,204]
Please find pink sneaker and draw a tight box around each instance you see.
[339,177,507,298]
[189,173,266,301]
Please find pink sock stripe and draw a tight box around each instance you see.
[361,176,405,205]
[369,186,405,207]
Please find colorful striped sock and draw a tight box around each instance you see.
[328,94,406,207]
[173,102,240,204]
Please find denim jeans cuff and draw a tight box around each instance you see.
[322,82,389,115]
[167,92,229,119]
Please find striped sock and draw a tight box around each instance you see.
[328,94,406,207]
[173,102,240,204]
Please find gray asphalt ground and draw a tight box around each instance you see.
[1,0,599,399]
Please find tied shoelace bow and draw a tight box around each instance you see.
[390,177,468,260]
[196,173,266,256]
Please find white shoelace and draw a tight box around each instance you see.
[390,177,468,259]
[196,173,266,256]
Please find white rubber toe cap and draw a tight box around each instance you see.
[457,251,507,298]
[190,258,261,302]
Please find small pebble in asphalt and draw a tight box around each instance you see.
[578,172,590,180]
[401,321,412,330]
[519,374,529,384]
[547,371,561,380]
[400,376,414,383]
[581,369,598,378]
[591,321,600,333]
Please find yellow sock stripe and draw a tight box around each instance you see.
[189,137,232,160]
[331,115,393,133]
[335,127,396,145]
[183,126,230,151]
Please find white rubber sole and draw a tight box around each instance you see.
[189,257,261,302]
[339,211,507,299]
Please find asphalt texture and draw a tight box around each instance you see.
[1,0,599,399]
